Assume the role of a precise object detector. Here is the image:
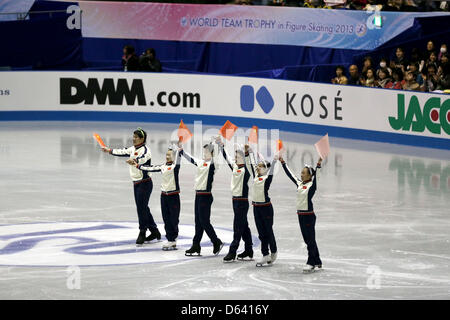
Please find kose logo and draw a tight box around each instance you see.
[240,85,274,114]
[60,78,200,108]
[389,94,450,135]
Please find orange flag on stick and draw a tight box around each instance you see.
[314,133,330,159]
[219,120,238,141]
[276,139,283,152]
[93,133,106,148]
[178,120,193,143]
[248,126,258,144]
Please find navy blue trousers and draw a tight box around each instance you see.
[298,214,322,266]
[192,193,219,245]
[228,200,253,254]
[253,204,277,256]
[160,193,180,242]
[133,179,157,231]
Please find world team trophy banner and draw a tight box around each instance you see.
[54,0,448,50]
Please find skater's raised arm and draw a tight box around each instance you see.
[310,158,322,193]
[174,149,182,168]
[278,156,300,187]
[218,144,233,171]
[244,144,255,177]
[214,136,232,170]
[179,147,199,166]
[246,144,258,176]
[264,158,277,186]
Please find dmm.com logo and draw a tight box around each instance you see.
[389,94,450,135]
[240,85,274,114]
[60,78,200,108]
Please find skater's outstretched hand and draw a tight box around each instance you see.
[317,158,322,166]
[101,147,111,153]
[244,144,250,153]
[126,159,138,166]
[215,135,223,145]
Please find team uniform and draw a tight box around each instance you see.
[219,145,254,261]
[109,143,160,242]
[281,160,322,272]
[248,152,278,266]
[181,149,223,255]
[137,150,182,250]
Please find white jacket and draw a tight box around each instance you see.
[281,161,320,212]
[111,144,152,182]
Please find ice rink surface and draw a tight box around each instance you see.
[0,121,449,300]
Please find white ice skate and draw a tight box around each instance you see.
[302,264,315,273]
[269,252,277,264]
[256,255,272,267]
[162,241,177,251]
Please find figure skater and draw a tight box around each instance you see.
[215,137,254,262]
[101,128,161,246]
[247,145,278,267]
[278,155,323,273]
[128,145,182,251]
[179,143,224,256]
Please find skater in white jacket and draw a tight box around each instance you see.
[279,155,323,273]
[101,127,161,246]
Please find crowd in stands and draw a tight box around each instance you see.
[114,0,448,11]
[262,0,449,11]
[331,41,450,92]
[122,45,162,72]
[103,1,449,11]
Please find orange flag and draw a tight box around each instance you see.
[93,133,106,148]
[248,126,258,144]
[219,120,238,141]
[314,133,330,159]
[178,120,193,143]
[276,139,283,152]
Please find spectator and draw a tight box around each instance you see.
[410,48,422,65]
[390,47,408,72]
[438,62,450,90]
[441,53,449,65]
[331,65,348,84]
[426,40,436,56]
[402,0,418,11]
[402,71,420,91]
[348,64,361,85]
[377,57,392,77]
[407,62,423,85]
[362,68,377,87]
[421,64,439,92]
[438,44,447,61]
[382,0,396,11]
[362,56,374,75]
[139,48,162,72]
[364,0,383,11]
[350,0,369,10]
[386,68,405,89]
[425,51,439,70]
[377,68,392,88]
[122,45,139,72]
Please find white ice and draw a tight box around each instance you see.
[0,122,449,299]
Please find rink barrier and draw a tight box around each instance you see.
[0,71,449,150]
[1,111,449,150]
